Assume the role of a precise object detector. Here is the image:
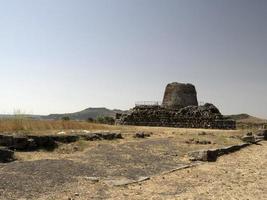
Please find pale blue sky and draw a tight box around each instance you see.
[0,0,266,117]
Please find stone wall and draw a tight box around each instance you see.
[117,104,236,130]
[162,82,198,109]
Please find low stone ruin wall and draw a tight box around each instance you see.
[0,132,123,152]
[188,143,251,162]
[188,130,267,162]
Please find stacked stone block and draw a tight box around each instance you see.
[117,104,236,130]
[162,82,198,109]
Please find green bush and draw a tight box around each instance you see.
[87,117,94,123]
[61,116,70,121]
[96,116,115,125]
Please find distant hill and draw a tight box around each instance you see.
[43,107,126,120]
[227,114,267,125]
[2,109,266,125]
[0,114,43,119]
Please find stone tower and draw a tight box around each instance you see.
[162,82,198,109]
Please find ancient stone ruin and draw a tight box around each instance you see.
[162,82,198,109]
[116,82,236,129]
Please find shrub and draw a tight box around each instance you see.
[87,117,95,123]
[96,116,115,125]
[61,116,70,121]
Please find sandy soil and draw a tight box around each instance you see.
[0,128,264,200]
[39,141,267,200]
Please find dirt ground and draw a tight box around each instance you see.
[0,127,265,200]
[38,141,267,200]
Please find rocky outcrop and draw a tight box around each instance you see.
[162,82,198,109]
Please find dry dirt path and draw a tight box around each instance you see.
[110,141,267,200]
[43,141,267,200]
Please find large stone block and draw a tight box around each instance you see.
[188,149,219,162]
[162,82,198,109]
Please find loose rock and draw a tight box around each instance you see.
[185,138,211,145]
[134,132,151,138]
[255,129,267,140]
[188,149,218,162]
[241,133,256,143]
[0,147,15,162]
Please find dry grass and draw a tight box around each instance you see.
[0,117,248,142]
[0,118,113,133]
[14,126,245,163]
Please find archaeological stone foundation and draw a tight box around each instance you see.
[116,82,236,129]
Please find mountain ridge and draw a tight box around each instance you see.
[0,109,266,124]
[227,113,267,124]
[43,107,126,120]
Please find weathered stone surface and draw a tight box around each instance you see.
[162,82,198,109]
[185,138,211,145]
[255,129,267,140]
[50,135,80,143]
[0,147,15,162]
[242,135,256,143]
[188,143,250,162]
[0,138,189,199]
[0,135,13,146]
[96,132,123,140]
[78,132,123,141]
[117,82,236,129]
[0,132,123,151]
[80,133,102,141]
[13,136,35,150]
[28,135,58,150]
[0,135,39,151]
[117,104,236,129]
[188,149,218,162]
[241,132,259,143]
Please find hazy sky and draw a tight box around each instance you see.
[0,0,266,118]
